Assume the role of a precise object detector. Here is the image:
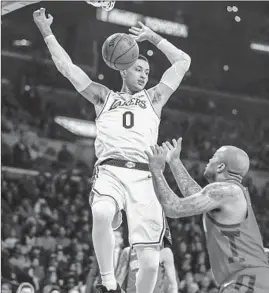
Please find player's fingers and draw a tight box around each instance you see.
[130,26,141,32]
[162,143,170,153]
[157,145,162,154]
[152,145,159,155]
[172,138,178,148]
[48,14,53,20]
[150,145,156,155]
[165,141,174,150]
[40,7,46,15]
[128,34,139,40]
[145,150,152,159]
[33,9,40,17]
[162,147,168,156]
[156,145,164,155]
[138,21,146,28]
[177,137,182,147]
[128,28,140,36]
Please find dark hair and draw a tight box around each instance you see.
[138,54,149,64]
[20,284,33,291]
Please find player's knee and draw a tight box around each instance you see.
[143,258,159,274]
[141,256,159,274]
[92,199,116,224]
[136,247,160,274]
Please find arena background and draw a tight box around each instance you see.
[1,1,269,293]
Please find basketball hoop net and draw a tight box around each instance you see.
[86,0,115,11]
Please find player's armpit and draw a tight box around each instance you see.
[80,82,109,106]
[148,58,190,107]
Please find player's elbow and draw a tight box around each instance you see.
[185,54,191,69]
[179,53,191,72]
[54,59,70,76]
[163,206,180,219]
[184,53,191,65]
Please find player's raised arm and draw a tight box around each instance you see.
[129,22,191,108]
[145,146,240,218]
[33,8,109,105]
[162,137,202,197]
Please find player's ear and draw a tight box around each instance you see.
[120,70,127,79]
[217,163,226,173]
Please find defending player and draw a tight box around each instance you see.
[115,245,178,293]
[145,139,269,293]
[33,8,191,293]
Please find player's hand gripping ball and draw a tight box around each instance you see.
[102,33,139,70]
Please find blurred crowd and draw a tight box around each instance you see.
[2,75,269,293]
[159,110,269,171]
[2,171,94,293]
[2,162,269,293]
[2,129,76,172]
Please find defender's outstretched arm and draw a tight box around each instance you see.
[162,138,202,197]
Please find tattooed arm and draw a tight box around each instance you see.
[161,138,202,197]
[169,159,202,197]
[151,172,240,218]
[115,247,130,287]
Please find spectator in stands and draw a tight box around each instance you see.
[57,144,74,168]
[37,228,56,251]
[16,282,35,293]
[43,268,59,293]
[179,272,197,293]
[9,243,31,271]
[186,282,200,293]
[30,257,45,283]
[17,198,36,221]
[199,276,212,293]
[1,282,13,293]
[13,131,32,168]
[48,286,61,293]
[56,227,71,249]
[21,223,38,253]
[3,227,20,250]
[65,274,78,293]
[2,186,15,215]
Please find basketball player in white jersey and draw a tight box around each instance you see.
[116,245,178,293]
[33,8,191,293]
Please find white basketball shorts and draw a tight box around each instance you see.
[89,163,166,247]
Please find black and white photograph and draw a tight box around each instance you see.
[1,1,269,293]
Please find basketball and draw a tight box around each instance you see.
[102,33,139,71]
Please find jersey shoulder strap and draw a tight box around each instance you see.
[95,90,114,120]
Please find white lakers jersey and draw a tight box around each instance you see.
[95,89,160,164]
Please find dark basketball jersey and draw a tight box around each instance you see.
[203,180,269,289]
